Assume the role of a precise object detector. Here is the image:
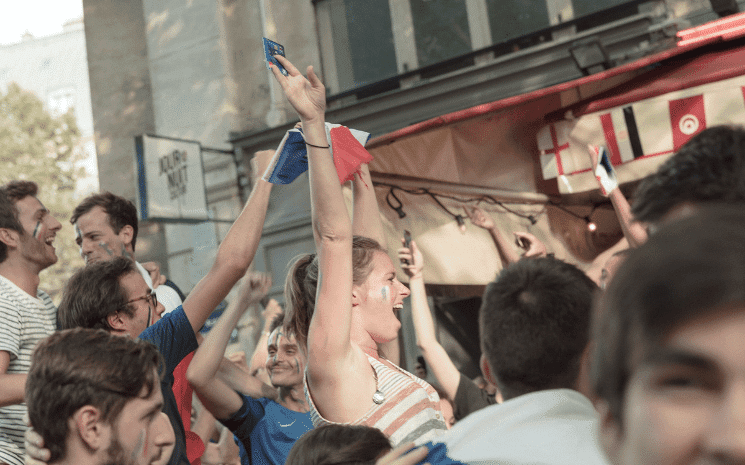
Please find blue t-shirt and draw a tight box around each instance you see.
[220,395,313,465]
[419,442,465,465]
[140,305,198,465]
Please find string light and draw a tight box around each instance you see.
[548,200,599,232]
[385,188,407,219]
[377,182,545,231]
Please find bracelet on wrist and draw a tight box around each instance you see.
[304,140,330,149]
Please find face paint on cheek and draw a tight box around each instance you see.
[100,242,115,256]
[381,286,390,302]
[130,429,146,463]
[32,222,42,241]
[293,357,301,374]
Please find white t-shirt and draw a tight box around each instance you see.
[136,261,183,313]
[0,275,56,465]
[440,389,611,465]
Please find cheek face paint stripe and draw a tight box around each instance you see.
[100,242,115,256]
[32,222,42,240]
[381,285,390,301]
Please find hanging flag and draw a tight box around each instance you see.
[669,95,706,152]
[263,123,372,185]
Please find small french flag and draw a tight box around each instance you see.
[262,123,372,185]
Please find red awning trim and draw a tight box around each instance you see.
[368,16,745,149]
[677,10,745,46]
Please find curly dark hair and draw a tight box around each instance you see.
[632,125,745,224]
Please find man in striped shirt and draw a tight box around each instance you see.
[0,181,61,465]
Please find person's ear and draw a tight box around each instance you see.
[0,228,20,249]
[107,311,128,333]
[73,405,108,451]
[480,354,497,386]
[118,225,134,249]
[351,285,363,307]
[597,399,623,463]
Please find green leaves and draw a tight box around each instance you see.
[1,83,87,303]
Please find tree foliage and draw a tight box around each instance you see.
[0,82,86,302]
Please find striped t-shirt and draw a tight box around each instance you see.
[0,275,57,465]
[305,355,447,447]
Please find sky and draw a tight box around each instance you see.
[0,0,84,45]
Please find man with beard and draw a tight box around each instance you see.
[26,328,175,465]
[0,181,61,465]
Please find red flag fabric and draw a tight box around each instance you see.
[329,126,374,184]
[669,95,706,152]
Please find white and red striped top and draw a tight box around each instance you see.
[305,355,447,446]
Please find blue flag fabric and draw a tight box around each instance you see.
[263,128,309,185]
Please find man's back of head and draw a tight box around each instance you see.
[25,328,171,465]
[480,256,597,400]
[632,125,745,225]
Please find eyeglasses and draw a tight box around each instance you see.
[126,290,158,309]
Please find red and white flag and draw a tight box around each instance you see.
[669,95,706,152]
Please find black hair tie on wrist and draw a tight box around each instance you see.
[304,140,330,149]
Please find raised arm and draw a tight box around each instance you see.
[588,145,648,247]
[181,151,274,333]
[186,273,275,419]
[398,240,461,400]
[270,55,360,416]
[465,206,520,266]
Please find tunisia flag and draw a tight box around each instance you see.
[669,95,706,152]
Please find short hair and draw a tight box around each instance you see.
[26,328,162,463]
[0,180,38,263]
[592,205,745,423]
[285,424,391,465]
[58,257,138,331]
[268,312,284,335]
[480,256,597,400]
[71,192,139,250]
[632,125,745,224]
[284,236,384,351]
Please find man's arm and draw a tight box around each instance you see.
[181,151,274,334]
[398,241,461,401]
[587,145,648,247]
[0,351,25,408]
[187,273,275,419]
[464,206,521,266]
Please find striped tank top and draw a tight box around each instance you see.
[305,355,447,446]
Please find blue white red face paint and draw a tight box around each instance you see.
[381,285,390,301]
[32,221,42,241]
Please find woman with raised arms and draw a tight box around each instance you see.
[268,54,447,447]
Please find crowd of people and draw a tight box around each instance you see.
[1,52,745,465]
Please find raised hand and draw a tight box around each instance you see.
[514,231,547,258]
[269,55,326,124]
[235,272,272,312]
[398,239,424,279]
[587,144,618,196]
[464,205,495,230]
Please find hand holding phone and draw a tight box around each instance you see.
[401,230,412,265]
[263,38,288,76]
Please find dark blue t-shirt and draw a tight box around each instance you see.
[220,395,313,465]
[140,305,198,465]
[419,442,465,465]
